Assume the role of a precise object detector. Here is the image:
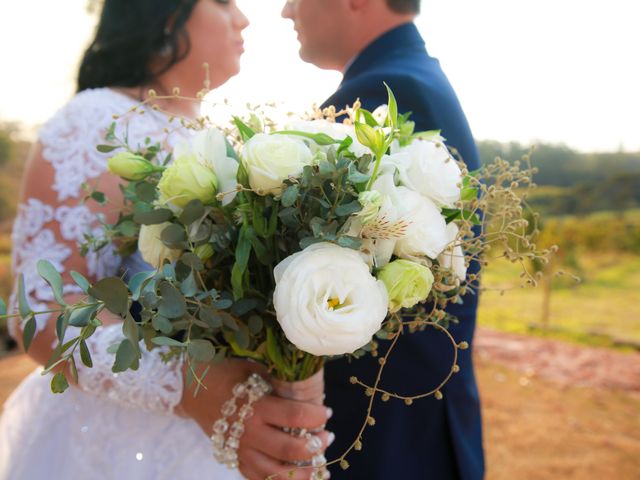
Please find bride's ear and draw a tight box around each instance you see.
[348,0,370,12]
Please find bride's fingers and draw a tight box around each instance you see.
[254,394,332,431]
[242,422,333,463]
[238,447,315,480]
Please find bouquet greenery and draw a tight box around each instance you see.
[1,86,552,406]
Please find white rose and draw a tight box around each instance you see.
[241,133,313,195]
[389,139,462,207]
[438,222,467,282]
[138,223,182,268]
[393,186,450,261]
[175,128,239,206]
[273,243,388,356]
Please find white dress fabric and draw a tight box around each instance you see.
[0,89,242,480]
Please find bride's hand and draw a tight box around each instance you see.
[178,359,334,480]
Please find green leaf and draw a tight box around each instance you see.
[336,200,362,217]
[214,298,233,310]
[337,235,363,249]
[347,163,370,184]
[180,272,198,298]
[91,191,107,204]
[383,82,398,129]
[273,130,341,146]
[356,109,379,128]
[460,186,478,202]
[221,311,239,331]
[199,307,223,329]
[112,339,138,373]
[128,270,156,301]
[158,281,187,318]
[188,339,215,363]
[22,316,36,352]
[442,208,481,225]
[17,274,31,319]
[135,182,157,203]
[160,224,187,249]
[68,304,100,327]
[122,314,140,349]
[0,298,6,316]
[266,328,293,378]
[231,225,251,299]
[234,328,250,350]
[281,185,299,208]
[79,340,93,368]
[231,298,261,316]
[133,208,173,225]
[233,116,257,141]
[180,252,204,271]
[70,271,91,293]
[337,135,354,156]
[179,199,205,225]
[89,277,129,316]
[151,336,186,348]
[97,144,119,153]
[56,313,67,343]
[151,315,173,335]
[248,315,263,335]
[51,372,69,394]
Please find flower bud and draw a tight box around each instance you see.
[194,244,214,261]
[108,152,159,180]
[377,259,434,313]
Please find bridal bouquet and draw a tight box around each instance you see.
[3,86,551,414]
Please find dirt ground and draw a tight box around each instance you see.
[1,329,639,479]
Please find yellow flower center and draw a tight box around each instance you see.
[327,298,341,310]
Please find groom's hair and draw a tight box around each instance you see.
[77,0,198,92]
[386,0,420,14]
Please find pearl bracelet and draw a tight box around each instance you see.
[210,373,272,469]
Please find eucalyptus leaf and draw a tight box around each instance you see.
[337,235,363,249]
[161,224,187,249]
[152,336,187,347]
[199,307,223,329]
[89,277,129,316]
[36,260,66,305]
[234,328,250,350]
[0,298,6,316]
[128,270,156,301]
[179,199,205,225]
[70,271,91,293]
[231,298,261,316]
[180,252,204,271]
[281,185,299,208]
[151,315,173,335]
[158,281,187,318]
[17,275,31,319]
[133,208,173,225]
[180,272,198,298]
[79,340,93,368]
[248,315,263,335]
[22,315,36,352]
[51,372,69,394]
[97,144,119,153]
[347,163,370,184]
[135,182,157,203]
[112,339,138,373]
[69,304,100,327]
[188,339,216,363]
[335,200,362,217]
[214,298,233,310]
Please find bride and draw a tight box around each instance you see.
[0,1,332,479]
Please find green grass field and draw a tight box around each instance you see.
[478,252,640,349]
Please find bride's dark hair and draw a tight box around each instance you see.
[77,0,198,92]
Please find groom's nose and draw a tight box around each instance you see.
[281,0,294,20]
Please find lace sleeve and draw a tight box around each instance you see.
[75,324,183,414]
[8,88,186,414]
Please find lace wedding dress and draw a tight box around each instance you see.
[0,89,242,480]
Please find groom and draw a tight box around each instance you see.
[282,0,484,479]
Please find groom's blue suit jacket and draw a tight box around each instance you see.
[322,23,484,480]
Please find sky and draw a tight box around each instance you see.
[0,0,638,152]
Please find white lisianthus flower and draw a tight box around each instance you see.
[175,128,239,206]
[241,133,313,196]
[371,104,389,125]
[393,186,450,261]
[388,139,462,207]
[438,222,467,282]
[138,223,182,268]
[273,243,389,356]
